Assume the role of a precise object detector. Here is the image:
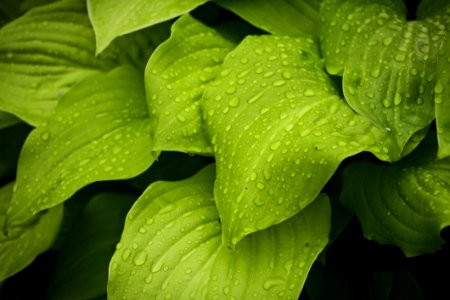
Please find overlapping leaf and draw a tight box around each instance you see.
[320,0,450,156]
[6,66,155,226]
[0,182,63,282]
[87,0,209,54]
[341,137,450,256]
[436,34,450,158]
[0,0,117,125]
[48,193,135,300]
[215,0,321,38]
[108,165,331,299]
[146,15,241,155]
[0,0,167,126]
[0,112,20,130]
[202,35,400,247]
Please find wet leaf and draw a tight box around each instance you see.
[108,165,331,299]
[0,182,63,282]
[202,34,399,247]
[6,66,155,226]
[146,15,240,155]
[87,0,209,53]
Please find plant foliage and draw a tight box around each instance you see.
[0,0,449,299]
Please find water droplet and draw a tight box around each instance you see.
[395,53,405,62]
[226,86,236,95]
[263,278,286,290]
[341,23,350,31]
[435,81,444,94]
[270,141,281,151]
[272,80,286,87]
[383,37,393,46]
[40,131,50,141]
[145,273,153,283]
[382,99,391,108]
[257,182,265,190]
[303,89,315,97]
[177,114,186,122]
[247,91,264,104]
[121,249,131,261]
[370,68,380,78]
[394,93,402,105]
[281,71,292,80]
[250,172,257,181]
[133,251,147,266]
[229,97,240,107]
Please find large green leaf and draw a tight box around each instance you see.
[108,164,331,299]
[215,0,321,38]
[5,66,156,226]
[0,182,63,282]
[87,0,209,54]
[202,35,399,247]
[48,193,135,300]
[146,15,240,155]
[436,34,450,158]
[320,0,450,154]
[341,137,450,256]
[0,0,117,125]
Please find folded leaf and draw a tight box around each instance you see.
[202,35,399,247]
[48,193,135,300]
[6,66,156,226]
[0,0,117,125]
[146,15,240,155]
[215,0,321,38]
[0,182,63,282]
[320,0,450,155]
[341,137,450,256]
[108,164,331,300]
[87,0,209,54]
[436,34,450,158]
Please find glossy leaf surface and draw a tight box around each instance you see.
[108,165,331,299]
[203,34,399,246]
[6,66,155,226]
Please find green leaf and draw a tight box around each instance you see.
[215,0,321,38]
[202,35,399,247]
[320,0,449,154]
[0,112,21,130]
[0,0,119,126]
[48,192,135,300]
[0,182,63,282]
[340,137,450,256]
[87,0,209,54]
[146,15,241,155]
[108,164,331,299]
[436,34,450,158]
[6,66,156,226]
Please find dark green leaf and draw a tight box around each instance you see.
[436,34,450,158]
[215,0,321,38]
[48,193,135,300]
[341,138,450,256]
